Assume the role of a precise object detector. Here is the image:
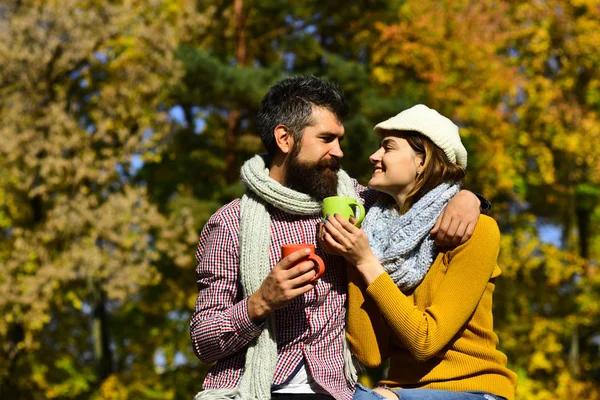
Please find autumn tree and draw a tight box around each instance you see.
[363,0,600,397]
[495,1,600,397]
[0,1,203,398]
[2,0,599,399]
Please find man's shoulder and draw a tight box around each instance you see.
[351,179,379,208]
[200,199,243,237]
[210,198,242,222]
[196,199,242,263]
[351,178,367,192]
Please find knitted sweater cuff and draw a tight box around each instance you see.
[365,272,397,301]
[365,273,412,319]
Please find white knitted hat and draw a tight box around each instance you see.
[374,104,467,168]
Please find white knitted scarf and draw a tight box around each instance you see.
[194,154,359,400]
[362,183,459,292]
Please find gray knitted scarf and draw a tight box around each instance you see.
[362,183,459,292]
[194,154,358,400]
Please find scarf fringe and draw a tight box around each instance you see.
[194,389,238,399]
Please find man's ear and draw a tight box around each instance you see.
[274,125,294,154]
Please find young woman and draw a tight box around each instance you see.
[320,105,517,400]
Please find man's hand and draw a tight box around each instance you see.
[430,190,481,247]
[248,249,317,324]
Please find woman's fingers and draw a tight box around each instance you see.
[326,214,358,239]
[335,214,360,233]
[322,228,348,252]
[323,216,352,245]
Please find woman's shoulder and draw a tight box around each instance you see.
[474,214,500,238]
[450,214,500,255]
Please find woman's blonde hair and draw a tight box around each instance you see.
[385,130,466,214]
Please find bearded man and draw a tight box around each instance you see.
[191,76,485,400]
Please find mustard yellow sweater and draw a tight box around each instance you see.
[347,215,517,400]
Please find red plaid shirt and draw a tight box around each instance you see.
[191,180,378,400]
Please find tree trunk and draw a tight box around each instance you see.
[0,323,25,399]
[225,109,243,185]
[224,0,247,186]
[93,291,113,381]
[569,200,592,377]
[575,207,590,259]
[568,326,581,377]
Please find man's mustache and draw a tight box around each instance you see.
[318,157,340,171]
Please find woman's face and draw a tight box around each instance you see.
[368,135,424,199]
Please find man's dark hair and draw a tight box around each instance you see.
[257,75,349,156]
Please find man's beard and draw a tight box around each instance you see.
[284,145,340,201]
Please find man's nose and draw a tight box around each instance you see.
[330,142,344,158]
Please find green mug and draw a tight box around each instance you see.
[322,196,365,227]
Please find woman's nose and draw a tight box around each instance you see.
[369,148,383,163]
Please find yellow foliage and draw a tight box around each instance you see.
[0,0,598,397]
[97,375,129,400]
[517,370,600,400]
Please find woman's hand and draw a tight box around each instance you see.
[319,214,378,266]
[318,220,345,258]
[319,214,386,285]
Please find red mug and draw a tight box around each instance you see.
[281,244,325,281]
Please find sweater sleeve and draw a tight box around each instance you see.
[346,265,390,367]
[365,215,500,362]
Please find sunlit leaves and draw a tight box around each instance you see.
[0,0,197,397]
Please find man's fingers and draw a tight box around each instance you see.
[460,222,476,245]
[434,215,452,245]
[278,249,311,270]
[430,210,443,235]
[289,282,317,298]
[286,259,319,280]
[319,228,344,257]
[454,222,468,245]
[318,223,325,240]
[289,267,317,288]
[443,219,461,246]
